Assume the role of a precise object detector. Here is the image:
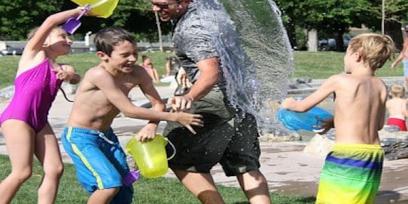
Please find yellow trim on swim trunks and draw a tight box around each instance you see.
[333,143,382,151]
[67,127,73,141]
[67,127,104,189]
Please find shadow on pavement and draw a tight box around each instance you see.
[377,190,403,204]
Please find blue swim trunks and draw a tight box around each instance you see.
[61,127,133,204]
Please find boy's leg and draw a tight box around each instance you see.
[172,169,224,204]
[61,127,126,204]
[104,131,134,204]
[236,170,270,204]
[0,120,35,204]
[35,123,64,204]
[88,188,119,204]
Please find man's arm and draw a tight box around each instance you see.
[282,75,339,112]
[170,57,220,111]
[186,58,220,101]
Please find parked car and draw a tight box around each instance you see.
[0,45,24,56]
[318,35,351,51]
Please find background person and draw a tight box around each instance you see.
[386,84,408,131]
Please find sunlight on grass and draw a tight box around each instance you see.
[0,155,314,204]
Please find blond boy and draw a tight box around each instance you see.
[282,33,395,204]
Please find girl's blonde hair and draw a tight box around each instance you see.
[348,33,395,70]
[390,84,405,98]
[27,26,62,40]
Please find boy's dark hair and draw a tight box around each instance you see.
[94,27,135,56]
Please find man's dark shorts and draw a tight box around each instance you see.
[163,89,261,176]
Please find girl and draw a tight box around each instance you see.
[0,7,85,204]
[141,55,160,83]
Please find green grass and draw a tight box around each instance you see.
[292,51,403,79]
[0,155,314,204]
[0,51,404,88]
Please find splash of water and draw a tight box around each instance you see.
[195,0,294,135]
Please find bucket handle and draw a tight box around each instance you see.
[163,137,176,160]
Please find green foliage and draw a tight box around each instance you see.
[275,0,408,50]
[0,0,63,40]
[0,0,171,41]
[1,0,407,42]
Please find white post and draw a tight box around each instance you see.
[85,31,92,47]
[382,0,385,35]
[307,29,318,52]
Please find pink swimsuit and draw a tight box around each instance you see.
[0,59,62,133]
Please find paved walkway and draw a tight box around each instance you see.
[1,81,408,203]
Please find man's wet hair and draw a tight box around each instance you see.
[94,27,135,56]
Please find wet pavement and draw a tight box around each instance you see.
[1,80,408,203]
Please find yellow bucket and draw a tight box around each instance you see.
[71,0,119,18]
[126,134,175,178]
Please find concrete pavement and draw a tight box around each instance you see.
[1,82,408,203]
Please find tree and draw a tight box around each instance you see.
[0,0,169,41]
[276,0,408,51]
[0,0,63,40]
[276,0,371,51]
[362,0,408,50]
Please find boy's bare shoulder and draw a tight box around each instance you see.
[326,73,347,83]
[84,66,111,80]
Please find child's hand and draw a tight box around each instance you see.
[281,97,296,109]
[136,123,157,142]
[174,112,203,134]
[55,69,71,80]
[55,69,79,83]
[77,5,91,16]
[169,95,193,112]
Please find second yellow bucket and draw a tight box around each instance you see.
[126,134,175,178]
[71,0,119,18]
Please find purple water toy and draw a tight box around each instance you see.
[63,5,90,35]
[123,170,140,186]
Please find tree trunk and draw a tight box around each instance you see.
[334,30,345,52]
[285,20,297,50]
[385,21,403,51]
[154,11,163,52]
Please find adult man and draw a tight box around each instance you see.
[151,0,271,203]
